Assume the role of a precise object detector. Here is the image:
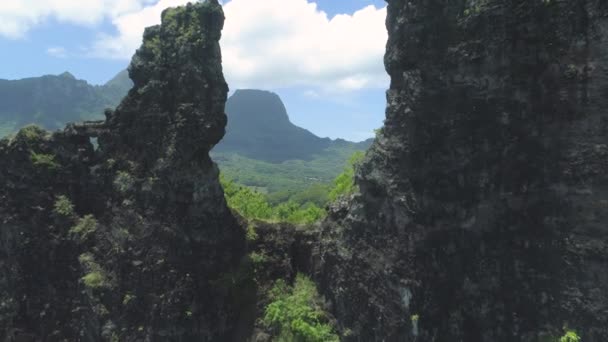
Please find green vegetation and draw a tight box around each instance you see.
[70,215,98,238]
[143,34,162,57]
[17,125,46,141]
[221,150,365,225]
[221,174,326,224]
[328,151,364,201]
[30,151,60,170]
[559,330,581,342]
[79,253,112,289]
[82,272,108,289]
[53,195,75,217]
[114,171,135,193]
[249,251,267,265]
[267,183,330,208]
[122,293,136,306]
[213,142,367,204]
[246,223,259,242]
[264,274,339,342]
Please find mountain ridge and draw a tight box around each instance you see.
[0,74,372,163]
[0,70,129,131]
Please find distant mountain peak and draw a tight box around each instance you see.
[228,89,291,124]
[59,71,76,79]
[214,89,370,163]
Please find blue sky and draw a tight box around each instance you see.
[0,0,388,141]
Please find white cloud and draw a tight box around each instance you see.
[47,46,67,58]
[88,0,388,91]
[89,0,191,60]
[222,0,388,91]
[1,0,389,92]
[0,1,152,39]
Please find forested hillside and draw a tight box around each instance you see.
[0,71,128,133]
[0,75,372,203]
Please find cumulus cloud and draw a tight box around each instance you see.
[2,0,389,91]
[89,0,388,91]
[47,46,68,58]
[90,0,190,60]
[0,0,152,39]
[222,0,388,91]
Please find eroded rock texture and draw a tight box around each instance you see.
[317,0,608,341]
[0,1,245,341]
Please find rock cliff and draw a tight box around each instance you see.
[317,0,608,341]
[0,1,246,341]
[2,0,608,341]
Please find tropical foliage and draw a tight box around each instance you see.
[328,151,365,201]
[221,174,326,224]
[220,150,365,225]
[559,330,581,342]
[264,274,339,342]
[213,142,368,205]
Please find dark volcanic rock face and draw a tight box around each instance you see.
[0,1,245,341]
[317,0,608,341]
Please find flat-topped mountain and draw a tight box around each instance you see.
[216,89,370,162]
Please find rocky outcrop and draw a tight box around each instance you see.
[0,1,246,341]
[4,0,608,341]
[317,0,608,341]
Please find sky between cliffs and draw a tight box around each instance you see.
[0,0,387,141]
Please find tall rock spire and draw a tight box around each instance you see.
[317,0,608,341]
[0,2,246,341]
